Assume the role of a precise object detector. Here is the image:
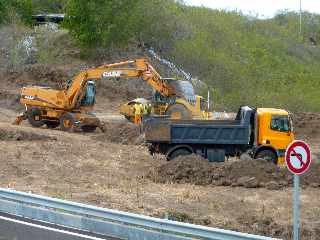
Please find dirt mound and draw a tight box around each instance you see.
[0,90,22,111]
[96,78,152,102]
[292,112,320,138]
[149,155,320,189]
[93,122,143,145]
[149,155,215,185]
[0,128,56,141]
[4,64,69,89]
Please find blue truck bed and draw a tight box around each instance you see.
[145,106,254,146]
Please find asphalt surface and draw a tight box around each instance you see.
[0,212,119,240]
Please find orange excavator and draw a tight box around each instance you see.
[14,59,207,132]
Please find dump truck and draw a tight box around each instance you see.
[145,106,294,165]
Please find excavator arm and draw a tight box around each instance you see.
[66,59,174,109]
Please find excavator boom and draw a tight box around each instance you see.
[66,59,174,109]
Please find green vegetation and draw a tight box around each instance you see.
[168,8,320,111]
[63,0,141,48]
[31,0,65,13]
[1,0,320,111]
[0,0,33,25]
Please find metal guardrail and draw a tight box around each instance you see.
[0,188,280,240]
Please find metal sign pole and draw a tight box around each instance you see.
[286,140,311,240]
[293,174,300,240]
[299,0,302,35]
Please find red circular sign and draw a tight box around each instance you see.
[285,140,311,175]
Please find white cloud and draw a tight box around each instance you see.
[184,0,320,18]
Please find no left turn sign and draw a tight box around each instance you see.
[285,140,311,175]
[285,140,311,240]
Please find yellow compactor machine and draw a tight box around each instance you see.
[14,59,209,131]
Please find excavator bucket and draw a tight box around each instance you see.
[13,112,27,125]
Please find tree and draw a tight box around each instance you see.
[0,0,33,25]
[64,0,141,48]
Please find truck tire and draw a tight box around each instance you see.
[59,113,75,131]
[81,125,97,132]
[27,109,45,128]
[165,104,191,120]
[255,150,277,164]
[168,148,192,160]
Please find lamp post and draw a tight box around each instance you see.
[299,0,302,35]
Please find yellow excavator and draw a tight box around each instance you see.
[120,77,209,122]
[14,58,209,131]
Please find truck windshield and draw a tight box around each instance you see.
[270,115,289,132]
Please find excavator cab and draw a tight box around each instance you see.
[81,81,96,106]
[166,79,196,103]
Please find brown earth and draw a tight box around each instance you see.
[292,112,320,139]
[93,121,143,145]
[0,121,319,239]
[149,155,320,189]
[0,25,319,239]
[0,98,318,239]
[0,127,57,141]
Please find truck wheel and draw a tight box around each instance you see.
[59,113,75,131]
[168,148,192,160]
[45,121,60,129]
[255,150,277,164]
[27,109,45,128]
[81,125,97,132]
[166,104,191,120]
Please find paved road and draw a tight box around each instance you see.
[0,212,118,240]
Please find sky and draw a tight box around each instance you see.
[185,0,320,18]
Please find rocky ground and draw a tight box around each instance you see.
[0,24,319,239]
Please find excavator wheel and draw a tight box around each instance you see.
[165,104,191,120]
[59,113,75,131]
[81,125,97,132]
[45,121,60,129]
[27,108,45,128]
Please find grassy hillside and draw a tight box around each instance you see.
[166,7,320,111]
[1,0,320,111]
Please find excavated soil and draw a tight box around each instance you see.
[292,112,320,139]
[2,64,70,89]
[149,155,320,189]
[96,78,152,102]
[0,127,57,141]
[0,90,22,111]
[93,121,143,145]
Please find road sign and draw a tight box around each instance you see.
[285,140,311,175]
[285,140,311,240]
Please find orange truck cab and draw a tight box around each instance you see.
[255,108,295,165]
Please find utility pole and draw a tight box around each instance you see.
[299,0,302,35]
